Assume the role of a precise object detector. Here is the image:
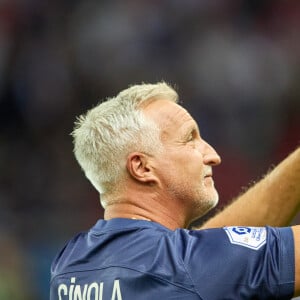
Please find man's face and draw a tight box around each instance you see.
[143,99,221,221]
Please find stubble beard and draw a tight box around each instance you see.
[168,178,219,221]
[192,184,219,219]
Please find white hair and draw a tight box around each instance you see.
[71,82,178,196]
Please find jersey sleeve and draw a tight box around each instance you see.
[176,226,295,300]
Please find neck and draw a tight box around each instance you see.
[103,193,190,230]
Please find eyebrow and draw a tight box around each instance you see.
[197,125,201,136]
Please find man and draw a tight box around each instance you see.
[50,82,300,299]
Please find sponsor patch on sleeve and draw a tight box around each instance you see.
[224,226,267,250]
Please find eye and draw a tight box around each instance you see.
[187,133,193,141]
[187,129,196,142]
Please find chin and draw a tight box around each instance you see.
[196,190,219,215]
[211,191,219,207]
[205,197,219,214]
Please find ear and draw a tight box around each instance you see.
[126,152,157,183]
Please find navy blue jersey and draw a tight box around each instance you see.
[50,218,295,300]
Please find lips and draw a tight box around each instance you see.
[204,174,214,186]
[204,167,213,179]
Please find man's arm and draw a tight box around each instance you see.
[201,147,300,229]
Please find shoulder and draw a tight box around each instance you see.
[175,225,293,244]
[175,226,295,299]
[50,231,88,279]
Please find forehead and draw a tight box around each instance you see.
[142,99,196,135]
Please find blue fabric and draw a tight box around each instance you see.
[50,218,295,299]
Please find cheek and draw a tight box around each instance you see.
[159,149,204,181]
[183,152,204,176]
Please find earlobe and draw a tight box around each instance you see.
[126,152,156,183]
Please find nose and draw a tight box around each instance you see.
[203,141,221,166]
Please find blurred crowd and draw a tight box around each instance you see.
[0,0,299,298]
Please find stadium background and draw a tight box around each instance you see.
[0,1,299,299]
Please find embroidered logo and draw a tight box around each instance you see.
[224,226,267,250]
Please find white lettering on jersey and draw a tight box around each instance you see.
[111,280,122,300]
[224,226,267,250]
[58,284,67,300]
[57,277,122,300]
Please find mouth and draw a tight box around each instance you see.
[204,167,213,182]
[204,173,214,185]
[204,174,212,178]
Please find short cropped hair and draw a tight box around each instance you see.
[72,82,178,195]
